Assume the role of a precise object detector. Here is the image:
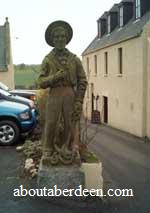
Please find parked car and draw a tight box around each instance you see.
[0,82,36,101]
[0,99,37,145]
[0,88,35,109]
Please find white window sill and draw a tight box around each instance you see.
[103,74,108,77]
[116,74,123,77]
[118,27,123,31]
[133,18,140,24]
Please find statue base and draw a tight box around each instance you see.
[37,155,103,210]
[37,161,103,195]
[37,162,85,191]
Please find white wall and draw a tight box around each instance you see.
[83,36,145,137]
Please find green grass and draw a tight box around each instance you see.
[14,65,40,89]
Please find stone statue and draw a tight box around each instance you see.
[38,20,87,166]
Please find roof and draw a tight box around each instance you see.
[119,0,134,6]
[122,0,134,3]
[97,12,108,21]
[97,4,119,21]
[109,4,119,13]
[82,9,150,56]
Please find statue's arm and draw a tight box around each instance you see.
[76,57,88,103]
[38,57,54,89]
[38,56,67,89]
[71,57,88,123]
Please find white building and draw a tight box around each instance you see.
[82,0,150,138]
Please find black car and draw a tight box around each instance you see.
[0,88,35,109]
[0,82,36,102]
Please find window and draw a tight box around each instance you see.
[94,55,97,76]
[108,15,111,33]
[104,52,108,75]
[86,57,90,76]
[119,7,123,27]
[98,21,101,38]
[91,83,94,112]
[118,48,123,75]
[136,0,141,19]
[91,83,94,94]
[87,84,89,99]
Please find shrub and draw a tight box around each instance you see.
[36,88,49,127]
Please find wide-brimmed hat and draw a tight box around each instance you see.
[45,20,73,47]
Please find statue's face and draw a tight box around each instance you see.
[53,28,67,50]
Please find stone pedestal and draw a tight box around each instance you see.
[37,162,103,192]
[37,163,85,190]
[81,162,103,190]
[37,161,103,211]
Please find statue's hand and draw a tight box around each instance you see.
[54,69,66,81]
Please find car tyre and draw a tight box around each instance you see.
[0,120,20,145]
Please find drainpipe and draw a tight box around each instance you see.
[142,25,149,138]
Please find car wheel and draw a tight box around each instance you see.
[0,120,20,145]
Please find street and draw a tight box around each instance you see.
[87,123,150,212]
[0,124,150,212]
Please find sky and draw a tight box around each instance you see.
[0,0,121,64]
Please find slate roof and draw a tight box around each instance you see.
[122,0,134,3]
[82,9,150,56]
[97,12,108,21]
[119,0,134,7]
[109,4,119,12]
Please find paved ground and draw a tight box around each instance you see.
[0,147,49,213]
[0,124,150,213]
[0,146,100,213]
[84,123,150,213]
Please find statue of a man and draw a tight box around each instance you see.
[38,20,87,166]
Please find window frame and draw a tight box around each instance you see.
[98,21,101,38]
[119,6,124,27]
[94,55,97,76]
[107,15,111,34]
[86,57,90,76]
[104,52,108,76]
[118,47,123,75]
[135,0,141,19]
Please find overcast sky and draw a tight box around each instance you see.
[0,0,120,64]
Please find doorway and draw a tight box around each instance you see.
[103,96,108,124]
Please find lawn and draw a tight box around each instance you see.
[14,65,40,89]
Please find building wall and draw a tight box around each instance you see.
[142,21,150,139]
[83,36,145,137]
[0,65,14,89]
[146,36,150,139]
[0,19,14,89]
